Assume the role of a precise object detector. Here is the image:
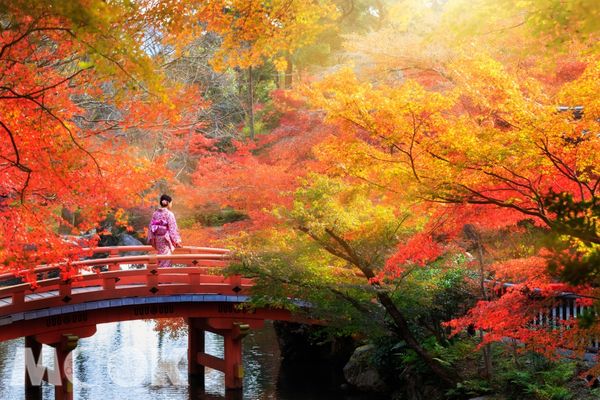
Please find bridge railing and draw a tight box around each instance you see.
[0,245,231,281]
[87,245,230,256]
[0,246,250,319]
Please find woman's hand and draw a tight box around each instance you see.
[175,241,183,248]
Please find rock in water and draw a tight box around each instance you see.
[343,344,388,393]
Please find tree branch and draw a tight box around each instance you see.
[296,225,357,265]
[2,87,103,175]
[0,120,32,202]
[0,24,73,59]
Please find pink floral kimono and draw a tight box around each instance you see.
[148,208,181,267]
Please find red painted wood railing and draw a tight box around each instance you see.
[0,246,251,318]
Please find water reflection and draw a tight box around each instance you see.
[0,320,373,400]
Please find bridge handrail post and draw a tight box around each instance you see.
[229,274,243,295]
[12,290,25,306]
[102,275,116,290]
[58,281,71,300]
[188,270,201,286]
[146,255,159,290]
[147,255,158,270]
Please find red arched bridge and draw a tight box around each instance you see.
[0,245,298,400]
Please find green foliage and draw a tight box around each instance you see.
[444,346,594,400]
[431,337,479,367]
[446,379,494,399]
[369,336,411,377]
[390,265,473,342]
[541,190,600,287]
[575,307,597,329]
[197,207,248,227]
[367,335,486,397]
[553,247,600,287]
[177,205,248,230]
[497,353,577,400]
[290,173,408,261]
[544,192,599,246]
[228,235,388,337]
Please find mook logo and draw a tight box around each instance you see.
[11,345,188,388]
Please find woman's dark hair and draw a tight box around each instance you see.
[159,194,172,207]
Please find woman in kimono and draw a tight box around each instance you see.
[148,194,182,267]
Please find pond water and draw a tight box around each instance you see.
[0,320,374,400]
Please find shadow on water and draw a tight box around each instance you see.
[0,320,378,400]
[188,379,245,400]
[274,359,387,400]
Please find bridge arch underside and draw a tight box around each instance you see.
[0,295,294,343]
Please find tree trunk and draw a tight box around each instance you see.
[285,54,293,89]
[376,291,457,386]
[248,66,255,140]
[466,224,493,378]
[476,234,493,377]
[302,227,458,386]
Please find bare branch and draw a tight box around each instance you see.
[0,24,72,59]
[0,68,91,100]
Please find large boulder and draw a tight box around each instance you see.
[117,233,146,256]
[343,344,388,394]
[93,232,146,260]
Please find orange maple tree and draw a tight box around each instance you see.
[0,0,209,277]
[299,0,600,365]
[183,1,600,379]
